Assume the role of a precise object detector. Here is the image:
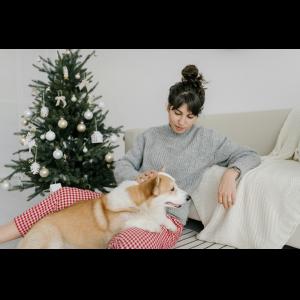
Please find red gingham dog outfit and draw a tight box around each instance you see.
[14,187,183,249]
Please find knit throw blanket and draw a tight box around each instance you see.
[193,108,300,248]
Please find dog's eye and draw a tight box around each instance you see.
[171,187,175,192]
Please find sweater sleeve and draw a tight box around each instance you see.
[113,132,145,184]
[212,131,261,178]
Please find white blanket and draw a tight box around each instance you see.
[193,159,300,248]
[192,108,300,249]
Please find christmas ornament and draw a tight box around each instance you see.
[75,73,80,79]
[71,95,77,102]
[24,109,33,119]
[40,134,45,140]
[63,66,69,80]
[53,148,63,159]
[40,106,49,118]
[20,136,26,145]
[58,117,68,129]
[83,146,88,153]
[91,131,103,143]
[21,118,28,126]
[30,162,40,175]
[109,134,118,143]
[1,180,10,190]
[55,91,67,108]
[105,153,114,163]
[39,167,49,178]
[84,110,93,120]
[77,121,86,132]
[98,101,105,109]
[77,74,90,91]
[50,183,62,193]
[45,130,56,141]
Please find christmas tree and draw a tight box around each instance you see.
[0,49,123,200]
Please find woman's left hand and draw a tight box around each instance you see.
[218,168,239,209]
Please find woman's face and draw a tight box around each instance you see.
[167,103,198,134]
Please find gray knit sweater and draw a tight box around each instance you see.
[114,124,261,225]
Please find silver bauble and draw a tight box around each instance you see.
[53,149,63,159]
[75,73,80,79]
[24,109,33,119]
[1,180,10,190]
[39,167,49,178]
[58,117,68,129]
[71,95,77,102]
[46,130,56,141]
[77,122,86,132]
[84,110,93,120]
[105,153,114,163]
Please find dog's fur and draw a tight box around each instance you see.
[17,172,189,249]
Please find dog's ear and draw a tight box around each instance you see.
[152,175,160,196]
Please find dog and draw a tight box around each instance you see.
[17,172,190,249]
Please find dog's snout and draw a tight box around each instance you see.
[186,195,192,202]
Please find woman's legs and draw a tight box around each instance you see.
[0,187,102,244]
[107,215,183,249]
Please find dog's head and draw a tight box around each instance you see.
[127,172,191,209]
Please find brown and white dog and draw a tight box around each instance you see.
[17,172,190,249]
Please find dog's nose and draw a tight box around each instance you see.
[186,195,192,202]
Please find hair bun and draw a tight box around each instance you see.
[181,65,199,82]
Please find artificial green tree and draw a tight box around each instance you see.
[0,49,123,200]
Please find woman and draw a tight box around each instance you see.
[0,65,261,248]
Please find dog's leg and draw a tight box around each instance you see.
[17,223,64,249]
[161,217,177,232]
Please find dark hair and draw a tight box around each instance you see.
[168,65,207,116]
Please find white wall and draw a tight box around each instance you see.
[0,49,300,247]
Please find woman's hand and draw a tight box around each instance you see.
[136,170,158,183]
[218,168,239,209]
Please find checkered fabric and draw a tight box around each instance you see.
[14,187,183,249]
[107,215,183,249]
[14,187,100,236]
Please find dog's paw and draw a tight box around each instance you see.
[163,219,177,232]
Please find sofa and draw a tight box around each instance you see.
[124,108,300,249]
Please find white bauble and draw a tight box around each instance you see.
[75,73,80,79]
[53,149,63,159]
[71,95,77,102]
[84,110,93,120]
[40,106,49,118]
[98,101,105,109]
[46,130,56,141]
[40,134,45,140]
[1,180,10,190]
[39,167,49,178]
[109,134,118,143]
[77,122,86,132]
[83,146,88,153]
[24,109,33,119]
[58,117,68,129]
[105,153,114,163]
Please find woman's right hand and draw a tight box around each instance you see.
[136,170,157,183]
